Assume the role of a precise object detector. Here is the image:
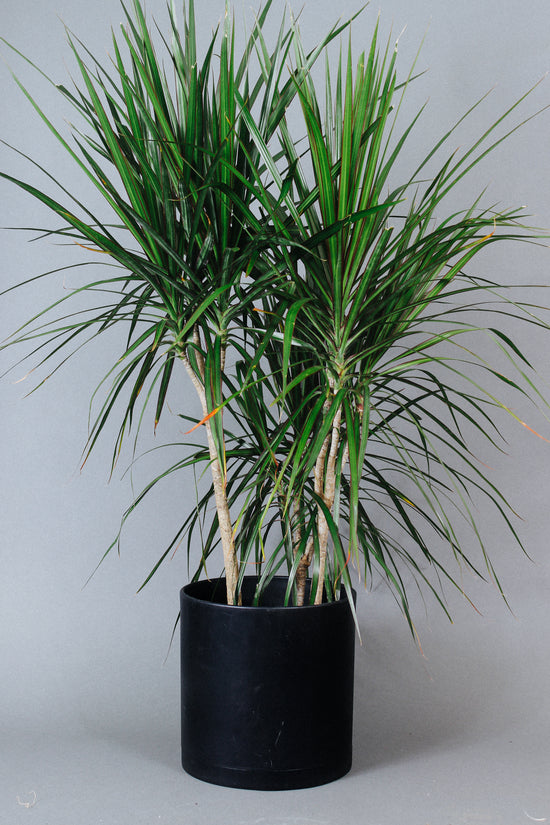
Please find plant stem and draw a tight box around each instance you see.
[294,383,343,606]
[295,553,309,607]
[179,334,240,605]
[203,417,240,604]
[314,404,342,604]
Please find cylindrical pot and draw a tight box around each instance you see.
[180,576,356,791]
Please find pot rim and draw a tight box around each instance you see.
[180,575,354,612]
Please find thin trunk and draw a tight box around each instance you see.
[314,404,342,604]
[294,489,316,606]
[203,416,240,604]
[179,332,240,605]
[294,386,343,606]
[295,563,309,606]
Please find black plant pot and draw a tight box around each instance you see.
[180,576,356,791]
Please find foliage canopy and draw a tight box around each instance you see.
[2,0,549,632]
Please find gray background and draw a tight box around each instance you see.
[1,0,550,822]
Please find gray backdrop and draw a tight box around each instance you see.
[1,0,549,822]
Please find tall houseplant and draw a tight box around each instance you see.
[2,0,548,788]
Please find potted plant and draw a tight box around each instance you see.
[1,0,548,790]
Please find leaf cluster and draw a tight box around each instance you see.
[2,0,549,629]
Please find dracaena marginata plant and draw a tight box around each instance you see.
[1,0,548,630]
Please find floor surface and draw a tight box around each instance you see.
[2,574,549,825]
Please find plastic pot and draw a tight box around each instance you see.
[180,576,356,790]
